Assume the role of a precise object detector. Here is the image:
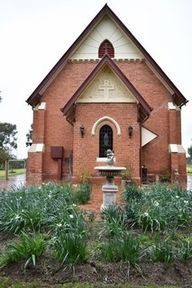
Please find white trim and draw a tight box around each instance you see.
[33,102,46,111]
[177,145,186,153]
[168,102,180,111]
[28,143,44,153]
[76,66,136,104]
[91,116,121,135]
[169,144,186,154]
[70,17,142,60]
[141,127,157,147]
[96,157,116,162]
[169,144,178,153]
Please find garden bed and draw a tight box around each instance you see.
[0,182,192,287]
[1,260,192,287]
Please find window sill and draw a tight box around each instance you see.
[96,157,116,162]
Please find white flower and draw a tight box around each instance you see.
[154,201,159,207]
[69,214,74,219]
[72,204,77,207]
[48,194,52,198]
[19,196,22,199]
[15,214,20,220]
[184,200,188,204]
[56,223,62,227]
[73,184,78,188]
[143,212,149,217]
[175,195,179,199]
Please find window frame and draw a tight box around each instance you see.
[98,39,114,58]
[99,124,113,157]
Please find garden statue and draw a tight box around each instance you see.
[106,149,114,165]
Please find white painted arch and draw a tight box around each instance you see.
[91,116,121,135]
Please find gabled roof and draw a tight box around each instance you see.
[61,55,152,123]
[26,4,188,107]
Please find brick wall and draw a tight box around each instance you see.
[26,152,44,184]
[38,61,97,180]
[32,109,45,143]
[27,60,186,184]
[73,103,140,182]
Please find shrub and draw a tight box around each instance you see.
[124,184,192,232]
[0,233,47,268]
[101,205,126,237]
[80,169,92,184]
[152,237,176,263]
[54,231,87,265]
[0,183,74,234]
[52,204,87,265]
[72,184,91,204]
[99,231,140,265]
[137,210,167,232]
[0,189,45,233]
[178,237,192,262]
[50,205,85,237]
[123,184,142,202]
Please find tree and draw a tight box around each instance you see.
[188,145,192,161]
[0,149,9,163]
[0,122,17,162]
[26,124,33,147]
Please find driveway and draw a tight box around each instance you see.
[0,174,192,191]
[187,175,192,191]
[0,174,26,190]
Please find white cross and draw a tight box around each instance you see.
[99,79,114,99]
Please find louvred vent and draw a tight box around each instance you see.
[98,40,114,58]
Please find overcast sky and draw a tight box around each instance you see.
[0,0,191,158]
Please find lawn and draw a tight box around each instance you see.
[0,182,192,287]
[0,168,26,179]
[0,277,180,288]
[187,163,192,175]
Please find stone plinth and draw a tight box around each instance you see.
[94,165,126,210]
[101,182,118,210]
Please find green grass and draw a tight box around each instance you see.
[0,168,26,179]
[0,277,181,287]
[187,163,192,175]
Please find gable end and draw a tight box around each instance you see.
[26,4,187,108]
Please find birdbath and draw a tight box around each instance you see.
[94,150,126,210]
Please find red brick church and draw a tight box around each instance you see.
[26,4,187,185]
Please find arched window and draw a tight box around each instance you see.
[98,39,114,58]
[99,125,113,157]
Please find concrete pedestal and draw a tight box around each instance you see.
[94,163,126,211]
[101,180,118,210]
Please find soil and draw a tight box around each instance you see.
[1,257,192,287]
[1,229,192,287]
